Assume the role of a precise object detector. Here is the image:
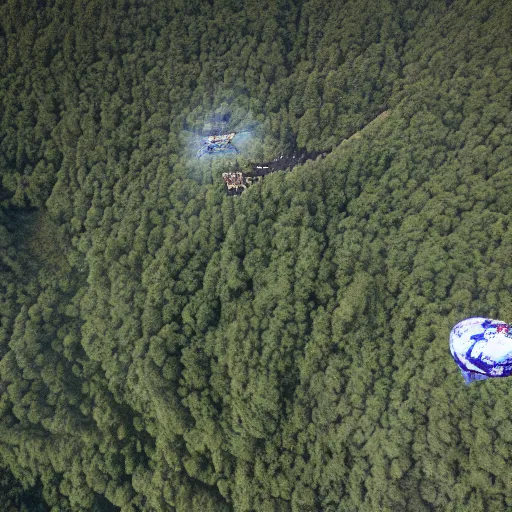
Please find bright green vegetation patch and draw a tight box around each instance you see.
[0,0,512,511]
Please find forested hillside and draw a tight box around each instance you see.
[1,0,512,510]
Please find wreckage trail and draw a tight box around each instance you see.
[223,109,390,195]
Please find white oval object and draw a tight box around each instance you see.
[450,317,512,382]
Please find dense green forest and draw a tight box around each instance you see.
[1,0,512,510]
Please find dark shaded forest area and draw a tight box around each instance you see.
[1,0,512,510]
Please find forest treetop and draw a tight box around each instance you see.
[1,0,512,511]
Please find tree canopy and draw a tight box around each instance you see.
[1,0,512,510]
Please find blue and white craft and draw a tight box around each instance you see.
[450,317,512,384]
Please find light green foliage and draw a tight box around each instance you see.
[0,0,511,511]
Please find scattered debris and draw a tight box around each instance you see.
[223,150,328,195]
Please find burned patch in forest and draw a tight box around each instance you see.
[223,150,329,195]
